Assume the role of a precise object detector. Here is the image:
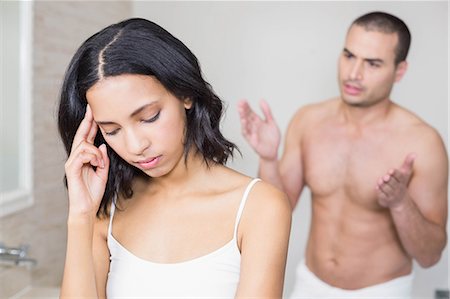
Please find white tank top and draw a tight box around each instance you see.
[106,178,260,298]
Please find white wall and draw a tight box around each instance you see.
[133,2,448,297]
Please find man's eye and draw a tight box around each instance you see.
[143,111,161,123]
[344,52,353,59]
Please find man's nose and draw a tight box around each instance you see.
[349,60,364,81]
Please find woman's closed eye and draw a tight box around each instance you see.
[103,128,119,136]
[101,111,161,136]
[105,128,119,136]
[143,111,160,123]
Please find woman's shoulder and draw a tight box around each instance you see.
[247,179,291,216]
[218,166,291,218]
[237,178,291,245]
[207,165,287,200]
[213,166,290,204]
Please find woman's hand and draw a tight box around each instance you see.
[64,105,110,219]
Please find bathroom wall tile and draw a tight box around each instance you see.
[30,0,132,287]
[0,266,31,299]
[0,1,131,296]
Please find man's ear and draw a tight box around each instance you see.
[184,98,193,109]
[395,61,408,82]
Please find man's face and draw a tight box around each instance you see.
[337,24,407,107]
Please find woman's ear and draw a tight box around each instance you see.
[184,98,193,109]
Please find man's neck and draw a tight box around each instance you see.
[339,98,393,127]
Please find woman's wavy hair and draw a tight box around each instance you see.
[58,18,238,217]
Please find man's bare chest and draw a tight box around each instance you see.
[301,127,411,204]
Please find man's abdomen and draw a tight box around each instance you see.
[305,198,412,289]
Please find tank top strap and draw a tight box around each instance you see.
[108,199,116,237]
[233,178,261,240]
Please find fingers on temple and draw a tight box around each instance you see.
[76,151,101,168]
[86,118,98,144]
[67,141,105,170]
[96,144,110,179]
[72,105,97,153]
[99,144,109,164]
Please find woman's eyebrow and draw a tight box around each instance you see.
[96,102,159,125]
[130,102,158,118]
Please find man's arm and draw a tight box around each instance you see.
[238,99,307,209]
[276,108,306,208]
[376,129,448,267]
[238,99,281,192]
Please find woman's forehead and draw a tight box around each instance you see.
[86,75,168,121]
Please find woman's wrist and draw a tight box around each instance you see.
[67,213,96,226]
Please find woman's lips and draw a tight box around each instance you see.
[136,156,161,170]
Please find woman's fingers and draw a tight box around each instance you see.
[65,151,100,180]
[71,105,98,154]
[65,141,105,175]
[76,152,100,168]
[93,144,109,182]
[86,113,98,144]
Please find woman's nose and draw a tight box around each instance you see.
[125,129,150,156]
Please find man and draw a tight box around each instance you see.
[238,11,448,297]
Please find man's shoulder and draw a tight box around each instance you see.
[391,103,445,151]
[391,104,439,135]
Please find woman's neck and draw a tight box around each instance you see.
[150,150,217,193]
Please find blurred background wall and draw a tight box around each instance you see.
[0,1,447,298]
[132,2,448,297]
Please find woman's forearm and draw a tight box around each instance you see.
[60,216,98,299]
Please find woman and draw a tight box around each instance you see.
[58,18,291,298]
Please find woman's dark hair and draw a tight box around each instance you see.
[58,18,238,217]
[352,11,411,65]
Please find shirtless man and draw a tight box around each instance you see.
[238,11,448,297]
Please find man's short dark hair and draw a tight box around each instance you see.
[352,11,411,64]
